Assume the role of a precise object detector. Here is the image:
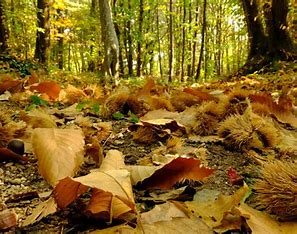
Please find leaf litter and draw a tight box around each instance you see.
[0,68,296,233]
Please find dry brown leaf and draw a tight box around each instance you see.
[29,81,61,100]
[140,201,213,234]
[89,224,136,234]
[21,197,57,227]
[54,150,135,219]
[186,184,249,229]
[138,157,214,189]
[128,165,157,185]
[0,148,27,162]
[238,203,297,234]
[20,109,57,128]
[0,209,18,231]
[141,109,179,121]
[32,128,85,186]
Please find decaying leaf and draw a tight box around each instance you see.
[0,209,18,231]
[140,201,213,234]
[32,128,85,186]
[21,197,57,227]
[20,109,57,128]
[138,157,214,189]
[186,184,249,229]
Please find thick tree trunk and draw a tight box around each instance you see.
[0,0,9,54]
[264,0,296,59]
[238,0,296,76]
[136,0,144,77]
[99,0,119,81]
[34,0,50,65]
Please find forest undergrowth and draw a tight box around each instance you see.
[0,61,296,233]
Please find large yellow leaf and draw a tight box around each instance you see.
[54,150,135,220]
[238,203,297,234]
[32,128,85,186]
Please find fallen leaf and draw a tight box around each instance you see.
[0,148,27,162]
[0,91,11,101]
[21,197,57,227]
[54,150,135,220]
[186,184,249,229]
[227,168,244,185]
[138,157,214,189]
[32,128,85,186]
[128,165,158,185]
[30,81,61,100]
[140,201,213,234]
[0,209,18,231]
[89,224,136,234]
[238,203,297,234]
[20,109,57,128]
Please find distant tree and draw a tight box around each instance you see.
[34,0,50,65]
[0,0,9,54]
[239,0,296,75]
[99,0,119,81]
[195,0,207,81]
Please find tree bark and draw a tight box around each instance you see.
[34,0,50,65]
[195,0,207,81]
[0,0,9,54]
[136,0,144,77]
[99,0,119,81]
[238,0,296,75]
[168,0,174,82]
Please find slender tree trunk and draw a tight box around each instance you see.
[180,0,186,82]
[136,0,144,77]
[99,0,119,81]
[195,0,207,81]
[191,0,199,77]
[113,0,124,76]
[156,7,163,76]
[126,0,133,76]
[0,0,9,54]
[34,0,50,65]
[168,0,174,82]
[57,9,64,69]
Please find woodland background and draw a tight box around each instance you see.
[0,0,296,82]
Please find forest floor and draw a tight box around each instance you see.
[0,61,297,233]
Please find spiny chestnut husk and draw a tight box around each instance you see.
[218,107,279,150]
[253,160,297,220]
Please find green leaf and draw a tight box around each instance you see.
[76,102,87,112]
[112,112,125,120]
[30,95,48,106]
[128,111,139,123]
[91,103,100,114]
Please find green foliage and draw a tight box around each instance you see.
[112,111,125,120]
[25,95,48,111]
[76,101,100,115]
[0,55,38,77]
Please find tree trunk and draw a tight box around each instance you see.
[241,0,267,59]
[238,0,296,75]
[191,0,199,77]
[99,0,119,81]
[195,0,207,81]
[168,0,174,83]
[34,0,50,65]
[264,0,295,59]
[136,0,144,77]
[126,0,133,76]
[180,0,186,82]
[156,7,163,77]
[0,0,9,54]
